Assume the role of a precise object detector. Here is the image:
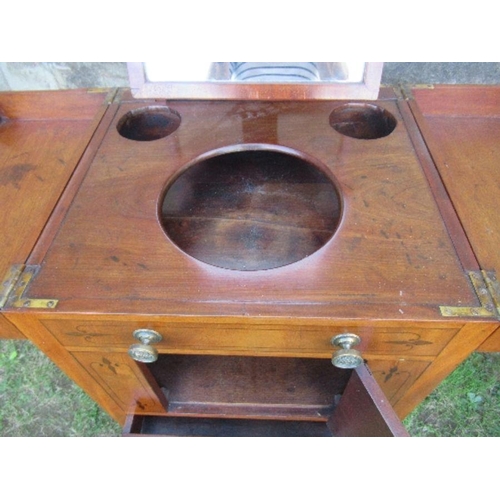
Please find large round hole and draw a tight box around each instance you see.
[160,147,342,271]
[117,106,180,141]
[329,104,397,139]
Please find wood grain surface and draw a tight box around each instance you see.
[4,88,498,432]
[412,86,500,275]
[476,325,500,352]
[21,97,478,320]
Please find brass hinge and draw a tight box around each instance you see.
[440,271,497,318]
[0,265,25,309]
[4,265,58,309]
[482,271,500,316]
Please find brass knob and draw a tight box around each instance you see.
[128,329,162,363]
[331,333,363,369]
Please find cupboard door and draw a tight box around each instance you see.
[327,363,409,437]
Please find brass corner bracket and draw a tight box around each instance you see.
[1,264,58,309]
[482,270,500,316]
[440,270,498,318]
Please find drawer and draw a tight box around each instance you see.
[42,318,459,357]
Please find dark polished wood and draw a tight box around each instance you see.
[161,147,341,271]
[20,97,479,320]
[148,354,350,419]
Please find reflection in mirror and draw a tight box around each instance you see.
[143,62,366,83]
[129,62,383,100]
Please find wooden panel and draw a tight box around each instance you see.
[24,98,477,319]
[412,85,500,118]
[327,363,409,437]
[412,86,500,275]
[397,99,479,270]
[73,351,168,416]
[41,317,458,357]
[0,90,108,285]
[477,326,500,352]
[0,89,111,120]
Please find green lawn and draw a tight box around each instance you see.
[1,340,498,437]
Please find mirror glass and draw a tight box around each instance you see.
[144,62,367,83]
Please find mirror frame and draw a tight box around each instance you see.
[127,62,384,100]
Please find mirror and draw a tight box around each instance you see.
[128,62,383,100]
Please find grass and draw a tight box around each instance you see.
[1,340,499,437]
[0,340,120,437]
[404,351,500,437]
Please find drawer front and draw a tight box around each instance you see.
[42,318,458,357]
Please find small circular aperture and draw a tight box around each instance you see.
[117,106,180,141]
[329,104,397,140]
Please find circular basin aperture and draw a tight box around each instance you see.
[160,147,342,271]
[329,103,397,139]
[117,106,180,141]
